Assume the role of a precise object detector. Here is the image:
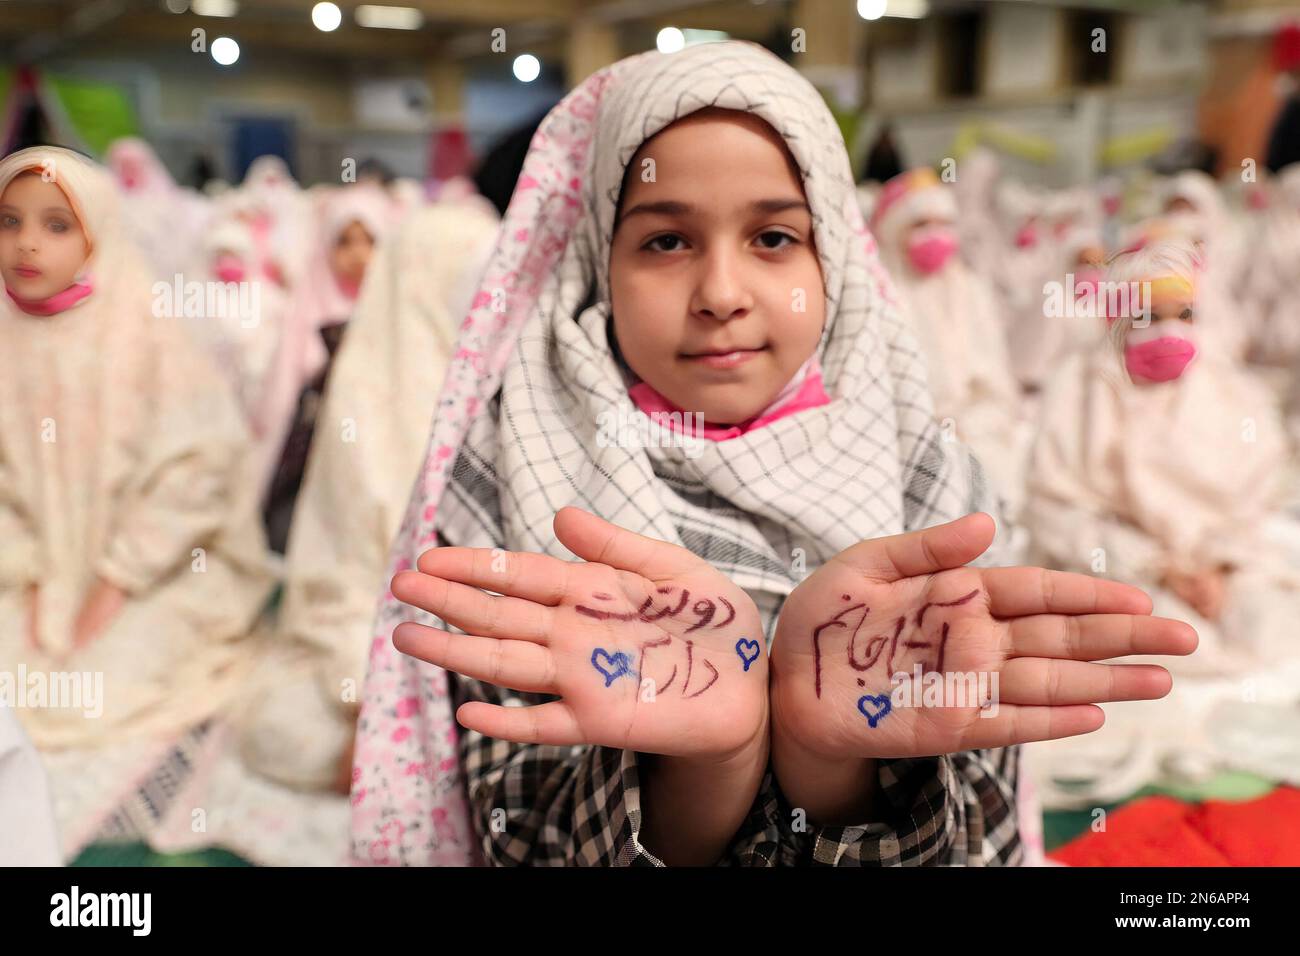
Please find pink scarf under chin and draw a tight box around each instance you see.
[627,358,831,441]
[5,277,93,316]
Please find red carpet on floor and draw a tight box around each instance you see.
[1049,787,1300,867]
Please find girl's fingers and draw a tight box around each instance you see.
[1006,613,1198,661]
[393,622,557,694]
[456,699,584,747]
[981,566,1154,618]
[393,570,553,642]
[414,547,570,607]
[553,506,703,580]
[836,512,995,584]
[953,703,1106,749]
[998,658,1173,705]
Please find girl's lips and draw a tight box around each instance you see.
[14,266,41,278]
[684,346,767,370]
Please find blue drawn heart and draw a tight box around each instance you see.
[857,694,892,729]
[734,638,761,672]
[591,648,632,687]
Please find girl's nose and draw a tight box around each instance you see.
[690,248,754,321]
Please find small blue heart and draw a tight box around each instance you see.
[734,638,761,672]
[857,694,892,729]
[591,648,632,687]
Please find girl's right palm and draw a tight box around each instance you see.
[391,506,769,762]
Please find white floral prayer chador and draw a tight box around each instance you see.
[1025,317,1300,807]
[0,147,275,856]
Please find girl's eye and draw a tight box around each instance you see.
[0,215,17,229]
[644,234,685,253]
[756,231,796,250]
[1179,308,1193,321]
[47,220,69,233]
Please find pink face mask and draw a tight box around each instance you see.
[1014,223,1039,249]
[213,254,246,283]
[1124,336,1197,382]
[906,230,958,275]
[335,273,362,300]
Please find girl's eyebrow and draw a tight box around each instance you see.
[620,197,810,221]
[0,204,71,215]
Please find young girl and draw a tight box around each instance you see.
[1010,223,1108,394]
[180,216,289,425]
[1157,172,1251,362]
[1024,239,1300,803]
[224,155,313,295]
[351,42,1196,866]
[256,184,392,544]
[0,146,274,851]
[871,168,1023,516]
[105,137,211,283]
[240,197,500,793]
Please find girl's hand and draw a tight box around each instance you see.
[72,578,127,651]
[769,513,1197,761]
[391,506,769,762]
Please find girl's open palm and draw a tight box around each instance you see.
[770,512,1198,760]
[391,506,768,760]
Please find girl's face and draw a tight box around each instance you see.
[0,172,90,302]
[609,108,826,426]
[330,219,375,288]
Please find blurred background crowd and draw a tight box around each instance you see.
[1,0,1299,867]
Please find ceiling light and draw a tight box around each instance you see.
[211,36,240,65]
[355,5,424,30]
[312,2,342,32]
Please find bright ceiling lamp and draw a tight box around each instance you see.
[355,5,424,30]
[513,54,541,83]
[312,2,342,32]
[857,0,929,19]
[657,27,685,53]
[192,0,237,17]
[884,0,929,17]
[211,36,240,65]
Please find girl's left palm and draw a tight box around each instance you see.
[770,513,1199,760]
